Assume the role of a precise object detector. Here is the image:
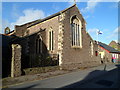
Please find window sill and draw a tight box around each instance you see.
[49,50,54,53]
[71,46,82,49]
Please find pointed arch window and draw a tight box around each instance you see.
[36,35,42,54]
[71,15,82,48]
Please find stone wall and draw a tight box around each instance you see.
[13,5,102,70]
[61,5,101,69]
[26,14,60,67]
[58,13,65,66]
[27,16,60,55]
[98,46,112,63]
[11,44,21,77]
[15,19,41,37]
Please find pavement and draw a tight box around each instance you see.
[3,63,119,89]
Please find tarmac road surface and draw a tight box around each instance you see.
[6,63,119,89]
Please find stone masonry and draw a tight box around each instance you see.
[13,4,102,70]
[11,44,21,77]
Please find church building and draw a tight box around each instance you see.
[3,4,110,78]
[10,4,102,70]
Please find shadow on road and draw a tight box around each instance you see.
[56,64,120,89]
[115,64,120,88]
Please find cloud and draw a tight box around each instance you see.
[81,0,119,13]
[112,27,120,36]
[81,0,102,13]
[115,40,118,43]
[10,8,45,30]
[87,28,99,33]
[113,27,118,33]
[107,27,120,39]
[87,28,105,41]
[84,15,90,19]
[87,28,100,40]
[2,8,46,33]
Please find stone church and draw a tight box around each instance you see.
[3,4,104,77]
[12,4,101,69]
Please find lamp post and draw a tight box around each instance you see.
[96,29,99,52]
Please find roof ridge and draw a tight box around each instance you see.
[98,42,120,53]
[27,4,76,28]
[60,4,76,13]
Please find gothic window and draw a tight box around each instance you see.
[49,28,54,51]
[90,41,93,56]
[71,15,82,48]
[36,35,42,54]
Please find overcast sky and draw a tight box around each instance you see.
[1,1,119,44]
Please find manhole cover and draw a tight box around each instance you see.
[96,80,113,87]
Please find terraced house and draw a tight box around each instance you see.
[3,4,105,77]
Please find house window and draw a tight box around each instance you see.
[49,28,54,51]
[71,15,82,48]
[36,35,42,54]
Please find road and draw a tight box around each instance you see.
[59,68,119,88]
[6,63,120,89]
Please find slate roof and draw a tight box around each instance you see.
[98,42,120,54]
[27,4,85,28]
